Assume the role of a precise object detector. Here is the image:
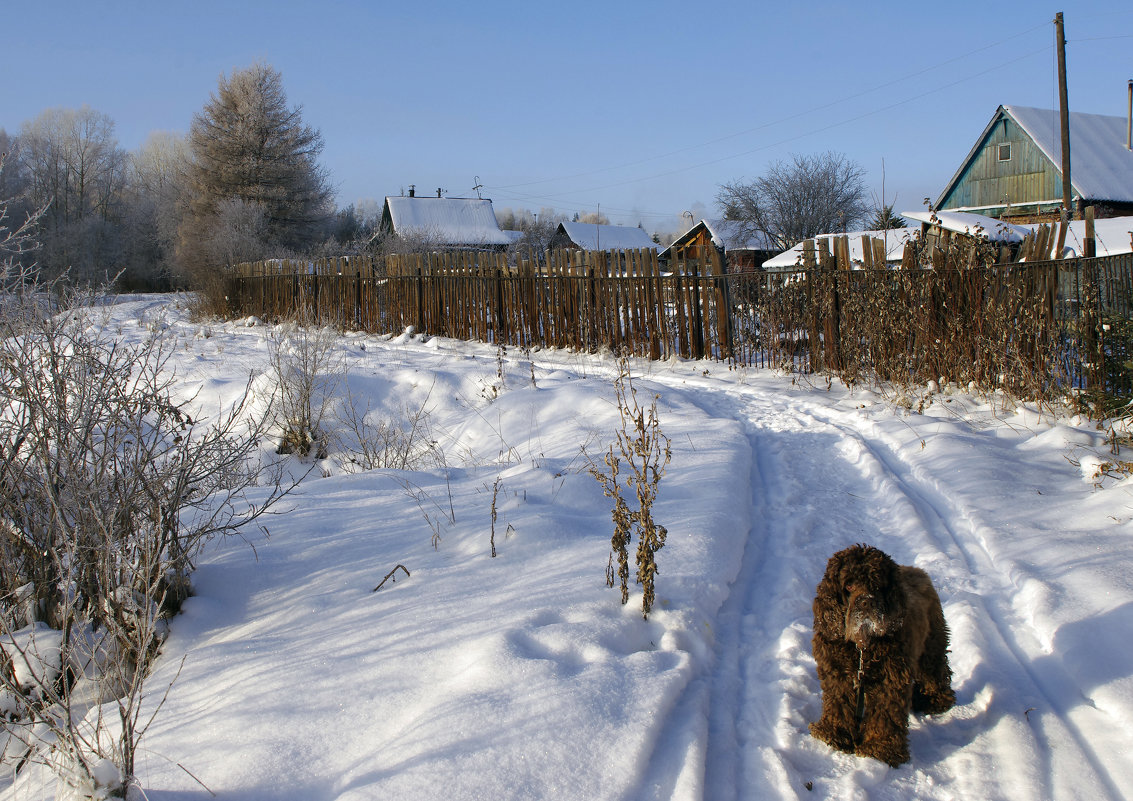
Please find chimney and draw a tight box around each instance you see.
[408,184,415,198]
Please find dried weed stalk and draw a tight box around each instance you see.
[589,356,671,618]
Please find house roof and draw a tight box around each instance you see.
[936,105,1133,208]
[762,227,917,269]
[902,210,1030,243]
[383,196,513,247]
[660,218,778,260]
[554,222,657,251]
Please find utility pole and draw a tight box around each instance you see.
[1055,12,1073,219]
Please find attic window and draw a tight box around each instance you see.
[998,143,1012,162]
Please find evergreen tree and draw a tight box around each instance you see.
[179,63,332,277]
[867,204,907,230]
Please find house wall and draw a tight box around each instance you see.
[939,115,1064,216]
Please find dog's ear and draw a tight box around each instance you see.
[867,549,907,623]
[813,550,849,639]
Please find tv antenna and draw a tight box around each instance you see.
[473,176,483,199]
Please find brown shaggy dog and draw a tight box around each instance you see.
[809,544,955,767]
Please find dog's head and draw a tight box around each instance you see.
[814,544,906,646]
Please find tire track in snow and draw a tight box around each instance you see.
[648,376,1125,800]
[789,399,1127,801]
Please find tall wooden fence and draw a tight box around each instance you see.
[226,249,1133,405]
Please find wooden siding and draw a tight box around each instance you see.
[939,115,1063,212]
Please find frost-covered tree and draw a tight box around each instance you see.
[179,62,333,281]
[17,106,127,281]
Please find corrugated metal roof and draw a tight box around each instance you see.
[937,105,1133,208]
[384,196,513,246]
[1006,105,1133,204]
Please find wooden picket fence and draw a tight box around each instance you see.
[226,248,1133,407]
[229,248,735,362]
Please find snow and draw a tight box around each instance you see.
[762,228,916,269]
[555,221,658,251]
[901,210,1030,243]
[5,294,1133,800]
[383,196,514,247]
[1045,215,1133,257]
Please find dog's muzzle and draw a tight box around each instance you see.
[845,589,887,646]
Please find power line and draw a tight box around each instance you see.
[486,21,1050,194]
[486,45,1051,221]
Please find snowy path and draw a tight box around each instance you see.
[646,375,1133,801]
[6,301,1133,801]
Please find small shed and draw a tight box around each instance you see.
[547,222,657,252]
[661,219,778,273]
[936,104,1133,222]
[379,195,514,249]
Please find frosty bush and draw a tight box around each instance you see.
[266,313,342,458]
[0,286,286,797]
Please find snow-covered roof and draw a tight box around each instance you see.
[555,222,657,251]
[1039,215,1133,257]
[938,105,1133,208]
[1006,105,1133,204]
[700,219,778,251]
[383,196,513,247]
[762,227,916,269]
[902,210,1030,243]
[660,218,778,260]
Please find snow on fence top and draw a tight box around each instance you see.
[762,227,916,269]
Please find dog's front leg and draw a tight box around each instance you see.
[855,640,911,767]
[809,636,859,754]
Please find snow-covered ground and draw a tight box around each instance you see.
[5,294,1133,800]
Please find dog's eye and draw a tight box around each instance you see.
[844,583,858,594]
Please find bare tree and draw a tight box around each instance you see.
[716,151,870,251]
[0,153,45,290]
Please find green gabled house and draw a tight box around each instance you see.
[936,104,1133,222]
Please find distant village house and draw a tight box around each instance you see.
[379,193,514,250]
[547,221,657,252]
[661,219,778,273]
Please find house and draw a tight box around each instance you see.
[660,218,778,273]
[936,104,1133,222]
[547,221,657,252]
[379,195,514,249]
[761,227,917,271]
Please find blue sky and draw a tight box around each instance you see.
[3,1,1132,233]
